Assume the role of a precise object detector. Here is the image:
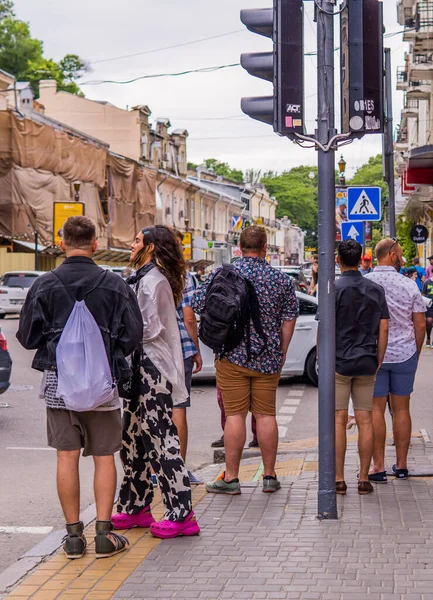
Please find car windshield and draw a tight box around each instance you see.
[1,274,39,288]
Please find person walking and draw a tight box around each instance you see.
[422,272,433,347]
[366,239,426,481]
[331,240,389,496]
[17,216,143,559]
[112,226,200,539]
[172,229,203,480]
[412,257,426,291]
[192,226,298,494]
[308,254,318,296]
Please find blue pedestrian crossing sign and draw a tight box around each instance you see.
[347,187,381,222]
[341,221,364,244]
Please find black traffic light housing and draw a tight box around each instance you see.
[341,0,384,136]
[240,0,304,139]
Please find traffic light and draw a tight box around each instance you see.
[341,0,384,136]
[240,0,304,138]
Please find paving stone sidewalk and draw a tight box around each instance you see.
[113,434,433,600]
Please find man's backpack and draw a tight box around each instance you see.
[54,270,115,412]
[198,264,267,359]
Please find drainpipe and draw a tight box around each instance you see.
[156,174,169,224]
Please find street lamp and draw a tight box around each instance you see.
[73,180,81,202]
[338,155,346,186]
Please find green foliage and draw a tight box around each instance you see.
[396,215,416,262]
[203,158,244,183]
[262,166,318,247]
[0,2,89,97]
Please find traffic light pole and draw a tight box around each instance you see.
[316,0,337,520]
[384,48,396,239]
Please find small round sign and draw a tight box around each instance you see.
[410,224,429,244]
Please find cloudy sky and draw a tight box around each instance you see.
[14,0,405,176]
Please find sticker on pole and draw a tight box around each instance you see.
[347,187,381,222]
[341,221,364,245]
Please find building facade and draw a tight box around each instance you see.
[396,0,433,261]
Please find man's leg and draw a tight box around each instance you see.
[57,450,81,523]
[93,455,117,521]
[215,361,251,481]
[251,371,281,477]
[224,413,248,480]
[426,316,433,343]
[172,407,188,462]
[254,413,278,476]
[371,396,388,473]
[335,410,348,483]
[335,373,352,483]
[390,395,411,471]
[354,410,374,481]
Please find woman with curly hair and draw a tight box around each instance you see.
[112,226,200,539]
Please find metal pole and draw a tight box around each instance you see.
[34,230,39,271]
[385,48,396,239]
[316,0,337,519]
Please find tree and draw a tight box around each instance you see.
[203,158,244,183]
[396,215,416,262]
[0,1,89,97]
[262,166,318,247]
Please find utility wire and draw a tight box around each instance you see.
[81,63,240,86]
[90,30,245,65]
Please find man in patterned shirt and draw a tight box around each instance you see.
[172,230,203,475]
[366,238,426,481]
[192,226,298,494]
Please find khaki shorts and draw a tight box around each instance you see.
[335,373,376,412]
[47,408,122,457]
[215,359,281,417]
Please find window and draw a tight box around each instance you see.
[298,299,318,316]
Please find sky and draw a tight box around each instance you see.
[14,0,406,177]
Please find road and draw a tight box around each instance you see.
[2,312,433,577]
[0,316,317,575]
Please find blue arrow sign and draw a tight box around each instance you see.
[348,187,381,222]
[341,221,364,244]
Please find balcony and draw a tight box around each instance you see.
[407,78,432,99]
[395,127,409,153]
[398,0,415,27]
[397,67,409,90]
[402,97,420,118]
[412,1,433,51]
[410,52,433,79]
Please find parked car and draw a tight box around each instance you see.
[0,329,12,394]
[273,266,309,293]
[0,271,44,318]
[193,291,318,386]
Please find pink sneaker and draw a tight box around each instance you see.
[111,506,155,530]
[150,511,200,539]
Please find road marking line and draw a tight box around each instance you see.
[0,526,53,535]
[278,426,288,439]
[287,390,304,397]
[280,406,297,414]
[284,398,300,406]
[277,416,293,425]
[6,447,55,451]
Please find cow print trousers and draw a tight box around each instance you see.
[117,355,192,521]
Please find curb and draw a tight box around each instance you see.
[0,502,96,596]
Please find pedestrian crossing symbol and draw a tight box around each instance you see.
[347,187,381,222]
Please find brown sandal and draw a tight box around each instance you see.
[336,481,347,495]
[358,481,374,495]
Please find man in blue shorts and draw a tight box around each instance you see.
[366,239,426,481]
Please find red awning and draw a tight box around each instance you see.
[407,145,433,185]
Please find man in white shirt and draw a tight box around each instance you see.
[366,239,426,482]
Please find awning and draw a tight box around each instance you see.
[407,145,433,185]
[13,239,47,252]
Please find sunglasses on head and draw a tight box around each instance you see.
[388,237,398,255]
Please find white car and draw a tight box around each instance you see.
[0,271,44,318]
[193,291,318,386]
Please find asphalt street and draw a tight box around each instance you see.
[0,317,317,576]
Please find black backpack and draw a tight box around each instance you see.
[198,264,267,359]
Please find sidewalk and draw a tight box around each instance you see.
[4,432,433,600]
